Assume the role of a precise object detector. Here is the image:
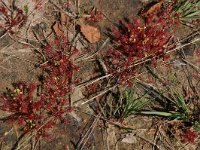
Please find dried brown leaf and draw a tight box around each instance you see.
[145,0,164,15]
[52,21,64,37]
[60,12,69,25]
[81,25,100,43]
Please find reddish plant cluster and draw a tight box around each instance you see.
[0,5,27,33]
[86,8,103,22]
[0,82,44,132]
[0,37,78,136]
[107,16,170,83]
[182,128,198,144]
[152,1,181,25]
[85,83,99,95]
[0,0,198,144]
[40,39,78,118]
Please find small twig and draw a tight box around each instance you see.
[69,32,79,51]
[157,127,175,150]
[134,134,161,150]
[0,29,8,40]
[49,0,61,10]
[181,58,199,71]
[0,0,11,11]
[8,33,46,61]
[25,20,32,43]
[135,78,173,103]
[98,58,109,74]
[0,65,9,70]
[146,66,165,84]
[32,136,41,150]
[49,0,77,18]
[75,38,110,62]
[31,29,46,46]
[0,40,16,52]
[0,55,13,65]
[179,30,200,43]
[76,116,97,148]
[1,48,34,54]
[152,125,161,150]
[1,53,36,65]
[79,114,101,150]
[183,66,197,94]
[74,108,136,130]
[74,74,112,89]
[166,37,200,54]
[76,0,80,15]
[26,0,48,18]
[2,127,13,139]
[80,84,118,105]
[102,12,116,25]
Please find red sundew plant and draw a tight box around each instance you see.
[107,16,171,83]
[85,83,99,95]
[0,4,27,34]
[182,128,198,144]
[39,37,79,118]
[0,82,44,132]
[0,36,79,137]
[152,2,181,25]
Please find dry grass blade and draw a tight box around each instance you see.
[76,114,100,150]
[75,38,110,62]
[80,85,118,105]
[181,58,200,71]
[135,133,161,150]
